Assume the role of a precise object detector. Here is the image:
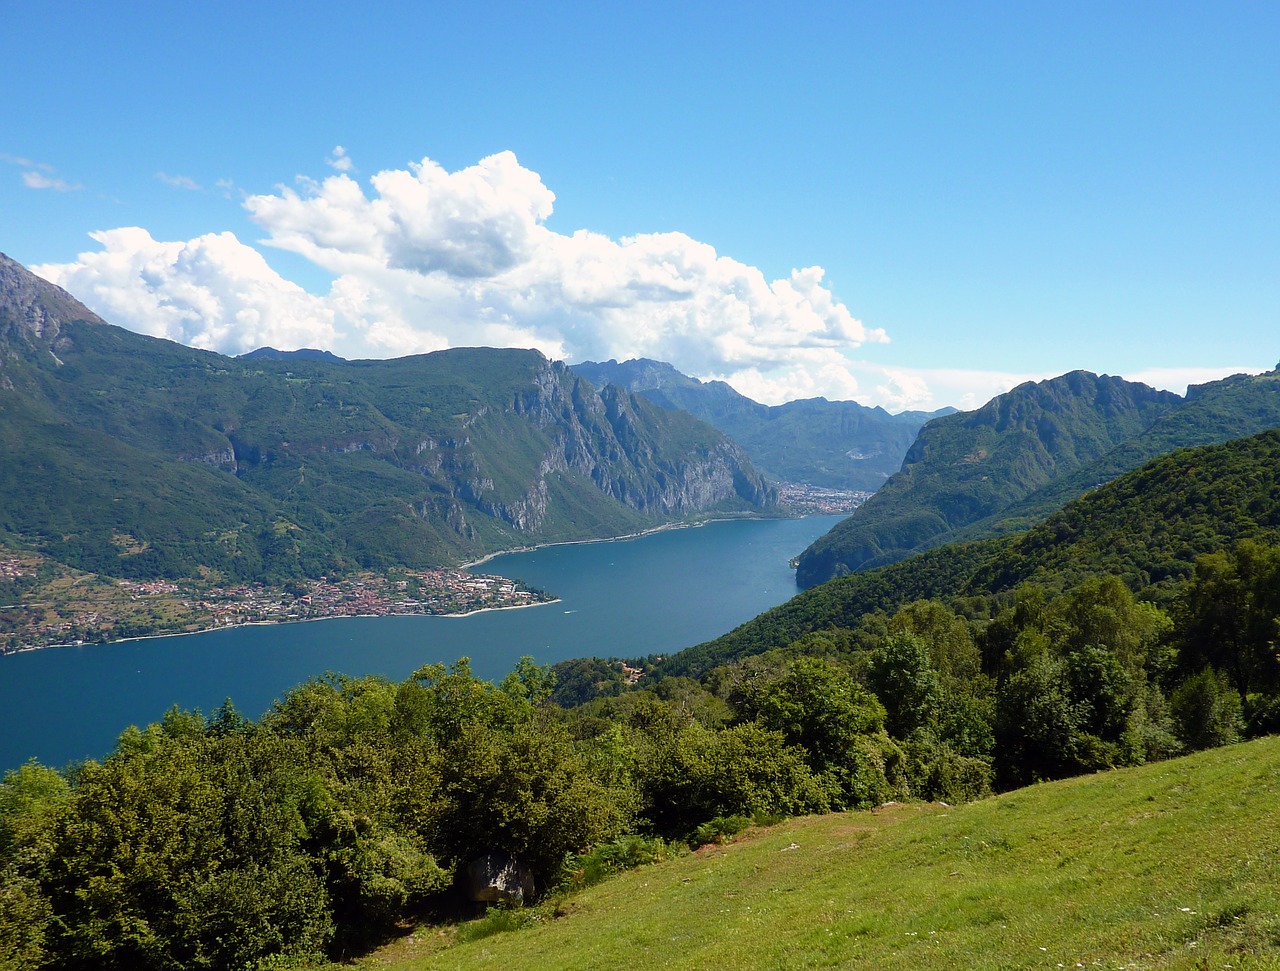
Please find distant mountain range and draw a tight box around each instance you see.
[795,366,1280,587]
[0,252,776,583]
[571,358,953,491]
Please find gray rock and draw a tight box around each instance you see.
[460,851,535,905]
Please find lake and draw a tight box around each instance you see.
[0,515,843,770]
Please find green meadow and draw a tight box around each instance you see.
[371,736,1280,971]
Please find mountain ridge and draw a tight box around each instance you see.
[0,253,777,585]
[795,366,1280,586]
[571,357,953,491]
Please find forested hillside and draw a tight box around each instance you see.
[0,253,776,585]
[674,428,1280,676]
[794,371,1183,585]
[952,367,1280,541]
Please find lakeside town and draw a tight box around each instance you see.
[0,555,555,654]
[776,482,872,515]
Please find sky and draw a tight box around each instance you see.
[2,1,1276,411]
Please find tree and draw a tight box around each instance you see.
[1170,667,1245,751]
[994,655,1086,788]
[888,599,981,683]
[635,721,830,836]
[1175,542,1280,700]
[725,655,901,809]
[866,633,941,739]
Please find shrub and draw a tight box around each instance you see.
[558,835,677,892]
[1171,667,1245,750]
[689,815,753,849]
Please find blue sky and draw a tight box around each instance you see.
[2,1,1275,410]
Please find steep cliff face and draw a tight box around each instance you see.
[502,357,773,525]
[0,252,104,346]
[0,253,776,581]
[0,252,105,386]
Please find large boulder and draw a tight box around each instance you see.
[460,851,535,905]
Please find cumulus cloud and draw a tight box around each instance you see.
[34,150,898,402]
[33,228,340,355]
[326,145,354,172]
[241,151,886,375]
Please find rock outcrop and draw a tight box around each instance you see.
[460,851,535,906]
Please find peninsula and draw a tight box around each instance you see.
[0,553,554,654]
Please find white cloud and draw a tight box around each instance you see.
[33,228,340,355]
[1123,365,1270,395]
[21,170,82,192]
[869,365,1042,412]
[240,150,887,371]
[326,145,354,172]
[1,153,54,172]
[156,172,202,191]
[33,150,900,400]
[717,359,1041,412]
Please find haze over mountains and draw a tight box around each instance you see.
[572,357,953,491]
[0,252,775,583]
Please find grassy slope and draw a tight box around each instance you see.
[377,737,1280,971]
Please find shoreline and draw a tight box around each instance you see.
[3,596,565,657]
[3,511,795,658]
[459,513,768,570]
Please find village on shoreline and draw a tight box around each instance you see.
[0,503,863,656]
[0,556,555,655]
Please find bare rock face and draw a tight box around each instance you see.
[510,358,776,523]
[0,253,103,358]
[460,851,535,905]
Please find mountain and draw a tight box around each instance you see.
[946,367,1280,542]
[666,427,1280,677]
[795,366,1280,587]
[794,371,1183,585]
[571,358,952,490]
[0,252,776,583]
[239,346,347,363]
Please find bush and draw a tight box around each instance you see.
[558,835,677,892]
[688,815,752,849]
[1171,667,1245,750]
[901,733,992,804]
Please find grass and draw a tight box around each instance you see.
[351,736,1280,970]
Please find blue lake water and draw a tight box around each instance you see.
[0,515,843,770]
